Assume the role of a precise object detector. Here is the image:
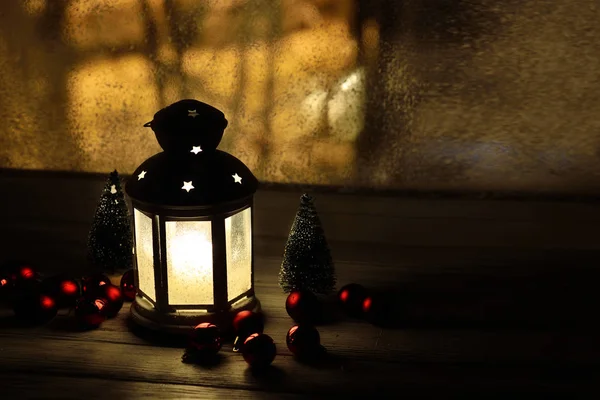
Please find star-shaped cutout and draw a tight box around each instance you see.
[188,109,199,118]
[232,173,242,184]
[190,146,202,155]
[110,185,117,194]
[138,171,147,180]
[182,181,195,192]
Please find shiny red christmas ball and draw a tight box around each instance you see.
[338,283,368,316]
[13,290,58,325]
[75,297,107,329]
[0,273,12,299]
[232,310,264,351]
[189,322,222,355]
[233,310,264,336]
[285,290,321,323]
[286,325,321,357]
[361,293,392,326]
[7,262,39,287]
[95,284,123,318]
[119,269,136,301]
[82,274,111,297]
[41,274,80,308]
[242,333,276,368]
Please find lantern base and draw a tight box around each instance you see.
[130,295,261,334]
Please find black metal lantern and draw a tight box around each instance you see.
[126,99,260,333]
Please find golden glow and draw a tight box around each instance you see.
[3,1,596,192]
[23,0,46,16]
[67,54,161,173]
[134,209,156,302]
[166,221,214,306]
[64,0,146,49]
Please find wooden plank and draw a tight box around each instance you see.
[1,373,306,399]
[1,311,599,367]
[0,334,597,396]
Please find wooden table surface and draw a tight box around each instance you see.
[1,170,600,398]
[1,253,600,399]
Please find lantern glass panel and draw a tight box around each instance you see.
[133,209,156,301]
[166,220,214,305]
[225,207,252,301]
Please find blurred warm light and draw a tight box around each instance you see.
[67,55,160,173]
[183,47,240,106]
[64,0,145,49]
[1,0,595,192]
[340,72,359,92]
[362,19,380,62]
[23,0,46,16]
[274,22,357,81]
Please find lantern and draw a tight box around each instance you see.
[125,99,260,333]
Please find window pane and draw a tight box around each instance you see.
[133,209,155,301]
[166,220,213,305]
[225,207,252,301]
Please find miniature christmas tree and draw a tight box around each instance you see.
[279,194,336,294]
[87,170,133,274]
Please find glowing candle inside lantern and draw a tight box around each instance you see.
[166,220,214,305]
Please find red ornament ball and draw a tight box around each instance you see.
[119,269,136,301]
[338,283,368,316]
[13,290,58,325]
[233,310,264,336]
[189,322,222,355]
[361,293,392,326]
[75,297,107,329]
[82,274,111,297]
[286,325,321,357]
[233,310,264,351]
[285,290,321,324]
[242,333,276,368]
[41,274,80,308]
[0,273,12,299]
[95,284,123,318]
[7,262,40,288]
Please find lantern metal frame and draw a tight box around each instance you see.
[129,195,260,333]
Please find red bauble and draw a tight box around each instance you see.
[95,284,124,318]
[189,322,222,355]
[285,290,321,324]
[41,274,80,308]
[82,274,111,297]
[232,310,265,352]
[75,297,107,329]
[242,333,276,368]
[7,262,39,287]
[286,325,321,357]
[13,290,58,325]
[361,293,391,326]
[233,310,265,335]
[0,273,12,299]
[119,269,136,301]
[338,283,368,316]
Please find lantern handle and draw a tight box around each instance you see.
[143,121,152,128]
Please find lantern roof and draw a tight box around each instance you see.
[126,99,258,208]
